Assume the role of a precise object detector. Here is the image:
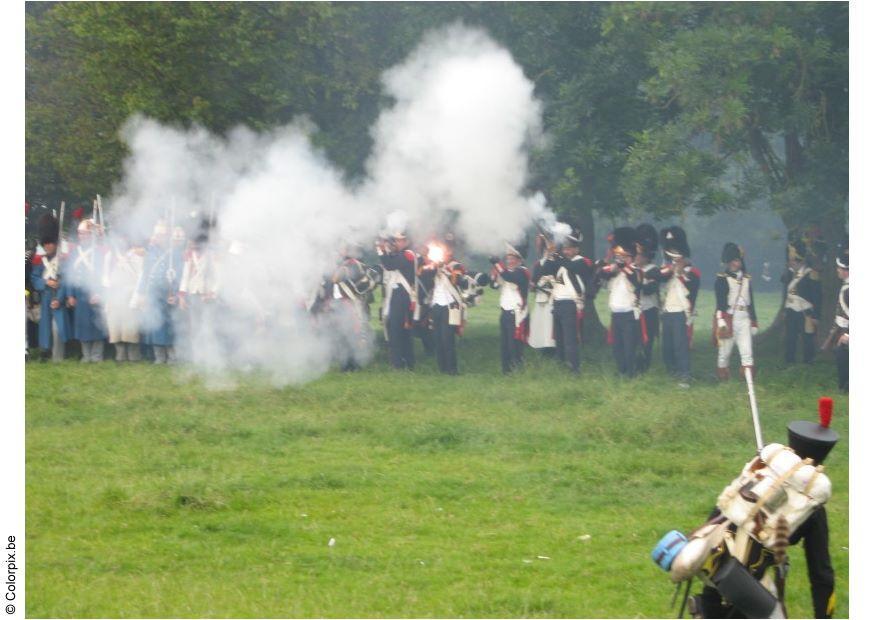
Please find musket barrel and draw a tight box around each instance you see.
[743,366,764,451]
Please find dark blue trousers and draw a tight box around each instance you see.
[661,311,690,380]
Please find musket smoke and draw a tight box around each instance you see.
[94,25,555,386]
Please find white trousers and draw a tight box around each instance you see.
[528,300,555,348]
[717,309,753,368]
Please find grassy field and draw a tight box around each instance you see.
[25,289,849,618]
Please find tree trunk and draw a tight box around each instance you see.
[580,205,608,345]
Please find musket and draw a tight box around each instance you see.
[534,222,550,241]
[58,201,68,255]
[820,324,841,352]
[96,194,105,231]
[166,197,177,284]
[742,366,764,451]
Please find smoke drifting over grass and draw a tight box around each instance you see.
[101,24,553,386]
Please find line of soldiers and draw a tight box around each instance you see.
[27,212,215,364]
[368,225,850,392]
[779,238,850,392]
[367,224,705,384]
[27,209,850,392]
[370,232,491,374]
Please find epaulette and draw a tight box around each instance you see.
[403,249,416,262]
[716,272,728,278]
[690,267,702,278]
[583,257,593,266]
[31,254,43,266]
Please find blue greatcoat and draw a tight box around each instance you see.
[62,245,107,342]
[141,245,184,346]
[31,255,71,349]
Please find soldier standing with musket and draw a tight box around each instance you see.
[142,221,185,364]
[781,240,822,365]
[64,218,108,362]
[823,243,849,392]
[634,224,661,373]
[656,398,839,619]
[30,214,71,362]
[713,242,759,381]
[376,231,417,370]
[658,226,700,388]
[540,228,592,375]
[178,221,220,363]
[490,242,530,374]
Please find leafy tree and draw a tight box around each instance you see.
[606,2,848,338]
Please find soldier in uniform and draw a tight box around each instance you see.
[420,235,466,375]
[376,232,417,370]
[414,243,436,357]
[713,242,759,380]
[827,244,849,392]
[30,214,71,362]
[178,224,220,363]
[689,402,839,618]
[102,233,147,362]
[325,246,378,371]
[635,224,661,372]
[141,221,185,364]
[658,226,700,388]
[541,229,592,374]
[528,233,556,355]
[781,241,822,364]
[63,218,108,362]
[597,227,641,378]
[490,242,530,374]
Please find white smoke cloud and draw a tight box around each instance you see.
[90,24,558,385]
[364,25,544,252]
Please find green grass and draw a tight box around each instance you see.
[26,289,848,618]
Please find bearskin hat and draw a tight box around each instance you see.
[660,226,690,259]
[787,240,807,262]
[721,242,743,264]
[635,223,659,259]
[37,213,59,245]
[195,215,214,244]
[611,227,638,257]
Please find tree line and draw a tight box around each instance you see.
[26,1,848,331]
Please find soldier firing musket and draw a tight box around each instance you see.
[320,244,380,371]
[538,225,592,375]
[656,226,700,388]
[420,233,467,375]
[490,241,530,374]
[633,224,661,373]
[376,229,417,370]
